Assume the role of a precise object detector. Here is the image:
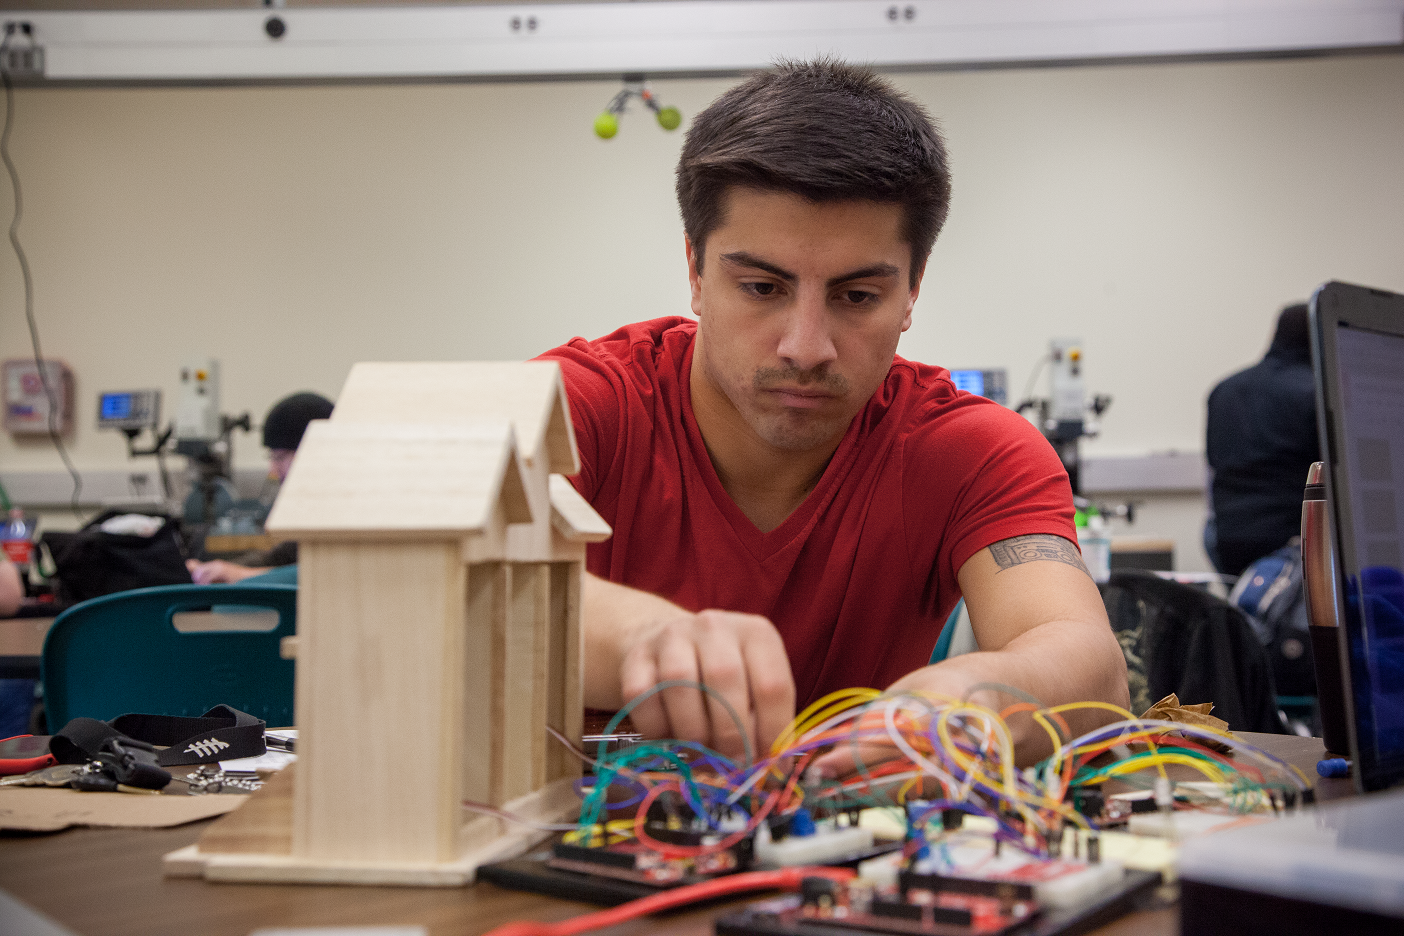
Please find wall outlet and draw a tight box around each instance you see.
[2,22,43,79]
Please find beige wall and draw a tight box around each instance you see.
[2,52,1401,499]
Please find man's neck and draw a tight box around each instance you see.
[689,352,844,535]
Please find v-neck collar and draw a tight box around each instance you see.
[678,337,865,564]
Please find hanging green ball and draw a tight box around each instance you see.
[594,111,619,139]
[656,105,682,131]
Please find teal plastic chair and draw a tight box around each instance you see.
[41,583,297,732]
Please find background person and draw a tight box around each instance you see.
[186,391,333,585]
[1205,304,1319,577]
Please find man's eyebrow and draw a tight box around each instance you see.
[826,263,900,288]
[719,251,796,282]
[719,252,901,288]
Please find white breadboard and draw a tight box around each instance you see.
[859,831,1126,909]
[753,823,874,869]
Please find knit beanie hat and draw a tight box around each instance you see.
[262,392,335,450]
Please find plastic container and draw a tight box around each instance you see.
[2,507,34,570]
[1077,514,1111,584]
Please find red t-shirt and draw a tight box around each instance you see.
[538,317,1076,707]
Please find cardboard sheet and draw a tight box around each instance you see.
[0,787,247,832]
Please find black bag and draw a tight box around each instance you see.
[1101,570,1284,734]
[1228,540,1316,698]
[41,510,193,605]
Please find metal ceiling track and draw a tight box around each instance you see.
[4,0,1402,83]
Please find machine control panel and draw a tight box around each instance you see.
[97,389,162,431]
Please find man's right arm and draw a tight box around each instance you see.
[581,571,796,762]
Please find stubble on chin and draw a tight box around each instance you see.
[746,365,852,452]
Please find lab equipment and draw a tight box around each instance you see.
[948,368,1008,405]
[96,389,160,432]
[2,358,72,435]
[1015,339,1111,495]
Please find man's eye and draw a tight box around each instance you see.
[744,282,778,297]
[842,290,877,305]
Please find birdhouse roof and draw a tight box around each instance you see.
[329,361,578,475]
[264,420,532,539]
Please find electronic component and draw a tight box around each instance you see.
[3,358,73,435]
[948,369,1008,406]
[173,359,221,445]
[754,810,879,869]
[716,867,1162,936]
[97,389,161,431]
[480,825,754,906]
[480,684,1309,934]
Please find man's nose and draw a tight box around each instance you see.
[775,292,837,373]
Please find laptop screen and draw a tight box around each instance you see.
[1312,281,1404,792]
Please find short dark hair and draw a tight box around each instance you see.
[676,57,951,287]
[263,392,334,450]
[1273,303,1310,353]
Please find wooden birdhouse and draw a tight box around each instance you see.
[165,361,610,885]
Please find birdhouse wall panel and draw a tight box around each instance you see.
[499,563,549,803]
[546,561,583,785]
[463,561,505,808]
[292,540,467,864]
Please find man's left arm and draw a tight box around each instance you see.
[816,533,1128,774]
[889,533,1129,764]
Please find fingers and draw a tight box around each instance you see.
[617,610,796,764]
[693,612,754,762]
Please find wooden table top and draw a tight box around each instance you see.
[0,733,1339,936]
[0,616,54,658]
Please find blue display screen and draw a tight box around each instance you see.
[950,370,985,397]
[100,393,133,420]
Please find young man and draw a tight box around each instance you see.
[538,59,1128,768]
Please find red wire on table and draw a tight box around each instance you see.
[480,865,855,936]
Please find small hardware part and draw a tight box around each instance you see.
[182,765,264,794]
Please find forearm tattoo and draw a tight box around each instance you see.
[987,534,1091,578]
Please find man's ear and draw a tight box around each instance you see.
[685,234,703,317]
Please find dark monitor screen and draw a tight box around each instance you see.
[1311,281,1404,792]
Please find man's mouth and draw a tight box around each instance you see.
[766,387,834,409]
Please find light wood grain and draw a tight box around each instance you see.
[188,763,296,858]
[330,361,579,475]
[190,359,602,887]
[266,421,531,538]
[549,474,612,543]
[546,561,583,785]
[292,541,467,864]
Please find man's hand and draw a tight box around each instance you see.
[186,559,269,585]
[583,573,796,763]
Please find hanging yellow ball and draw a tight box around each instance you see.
[594,112,619,139]
[656,106,682,131]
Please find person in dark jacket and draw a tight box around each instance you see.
[1206,304,1319,576]
[186,392,333,584]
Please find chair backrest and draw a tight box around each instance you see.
[41,583,297,732]
[1101,570,1283,734]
